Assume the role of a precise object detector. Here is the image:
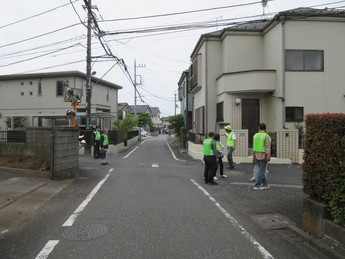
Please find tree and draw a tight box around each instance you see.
[5,117,27,129]
[113,114,138,140]
[168,114,185,135]
[138,113,153,128]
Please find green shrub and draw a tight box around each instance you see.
[302,113,345,226]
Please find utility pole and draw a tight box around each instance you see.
[174,93,177,116]
[133,59,145,117]
[85,0,92,130]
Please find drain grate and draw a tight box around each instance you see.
[251,213,292,229]
[62,223,107,241]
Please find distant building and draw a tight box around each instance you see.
[178,70,193,131]
[118,103,132,120]
[150,107,161,127]
[0,71,122,130]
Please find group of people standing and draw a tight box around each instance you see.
[203,123,271,190]
[92,126,109,165]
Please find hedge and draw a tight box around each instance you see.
[302,113,345,226]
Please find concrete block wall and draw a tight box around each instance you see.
[52,127,79,180]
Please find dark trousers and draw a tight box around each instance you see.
[218,158,224,175]
[204,156,218,183]
[94,141,100,158]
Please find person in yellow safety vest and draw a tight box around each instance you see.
[224,125,236,169]
[252,123,271,190]
[203,132,219,185]
[92,126,101,159]
[100,129,109,165]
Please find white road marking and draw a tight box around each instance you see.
[152,163,159,168]
[62,168,113,227]
[230,182,302,188]
[122,146,139,159]
[165,139,185,161]
[190,179,274,259]
[35,240,59,259]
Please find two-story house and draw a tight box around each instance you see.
[189,8,345,144]
[178,70,193,131]
[0,71,122,130]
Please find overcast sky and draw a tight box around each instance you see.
[1,0,343,117]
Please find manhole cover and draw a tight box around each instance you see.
[251,213,292,229]
[62,224,107,241]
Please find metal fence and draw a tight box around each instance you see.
[0,130,26,142]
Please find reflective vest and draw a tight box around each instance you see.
[253,132,267,152]
[102,134,109,146]
[203,138,215,156]
[93,131,101,141]
[226,132,235,146]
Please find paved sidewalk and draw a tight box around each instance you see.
[0,167,73,235]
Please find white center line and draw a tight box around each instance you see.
[35,240,59,259]
[62,168,113,227]
[190,179,274,259]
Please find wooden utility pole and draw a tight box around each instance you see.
[85,0,92,130]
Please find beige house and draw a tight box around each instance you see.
[189,8,345,142]
[150,107,162,127]
[0,71,122,130]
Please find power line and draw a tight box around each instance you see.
[0,23,81,49]
[98,1,270,23]
[0,0,81,29]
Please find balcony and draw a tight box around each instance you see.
[216,69,276,94]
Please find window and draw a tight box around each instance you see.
[106,88,109,102]
[21,92,24,96]
[38,80,42,96]
[216,102,224,122]
[286,107,304,122]
[286,50,323,71]
[56,80,69,96]
[29,92,33,96]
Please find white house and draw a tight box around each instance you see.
[0,71,122,130]
[189,7,345,142]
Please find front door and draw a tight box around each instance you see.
[242,99,260,147]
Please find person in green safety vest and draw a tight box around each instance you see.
[224,125,237,169]
[203,132,219,185]
[252,123,271,190]
[92,126,101,159]
[100,129,109,165]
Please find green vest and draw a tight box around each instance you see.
[226,132,235,146]
[203,138,215,156]
[93,131,101,141]
[102,134,109,146]
[253,132,267,152]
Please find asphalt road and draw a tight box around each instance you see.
[0,135,329,259]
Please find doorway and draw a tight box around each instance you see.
[242,99,260,147]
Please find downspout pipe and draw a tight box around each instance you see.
[281,18,286,129]
[205,39,208,134]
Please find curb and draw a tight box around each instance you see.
[288,224,345,259]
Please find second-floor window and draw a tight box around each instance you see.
[56,80,69,96]
[285,50,324,71]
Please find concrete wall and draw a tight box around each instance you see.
[0,127,79,180]
[51,127,79,180]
